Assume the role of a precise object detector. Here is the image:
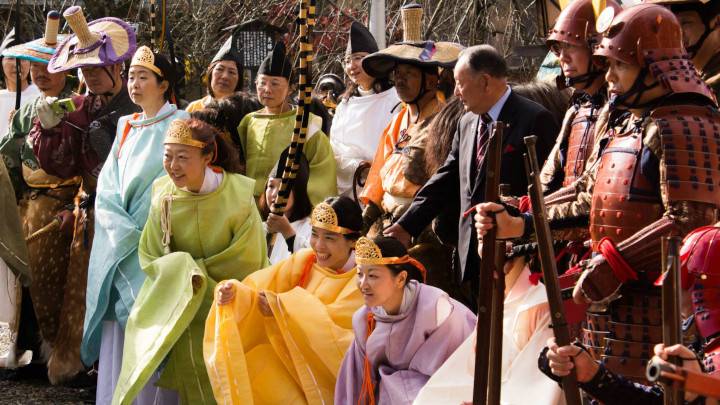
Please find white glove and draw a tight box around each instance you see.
[36,96,63,129]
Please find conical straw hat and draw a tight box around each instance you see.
[2,11,66,64]
[362,2,464,78]
[48,6,136,73]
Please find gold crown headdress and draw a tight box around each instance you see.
[164,119,206,148]
[131,46,163,77]
[355,237,427,281]
[311,202,357,235]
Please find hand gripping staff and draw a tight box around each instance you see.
[472,122,505,405]
[523,135,582,405]
[647,360,720,400]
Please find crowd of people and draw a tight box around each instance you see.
[0,0,719,404]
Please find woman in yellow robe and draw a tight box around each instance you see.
[204,196,365,404]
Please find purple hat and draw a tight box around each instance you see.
[48,6,136,73]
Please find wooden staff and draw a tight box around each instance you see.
[487,239,506,405]
[523,135,582,405]
[662,236,684,405]
[270,0,316,217]
[472,122,504,405]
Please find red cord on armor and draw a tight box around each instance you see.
[530,244,591,285]
[597,237,638,283]
[518,195,532,213]
[358,312,377,405]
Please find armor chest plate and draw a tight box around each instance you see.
[590,131,663,251]
[563,105,597,186]
[583,288,663,384]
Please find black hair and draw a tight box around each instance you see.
[206,92,261,146]
[322,196,363,240]
[150,52,177,101]
[372,236,425,284]
[671,3,720,26]
[257,148,313,223]
[181,118,242,173]
[460,44,508,78]
[512,80,572,127]
[425,97,465,176]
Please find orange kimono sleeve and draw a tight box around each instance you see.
[359,107,407,206]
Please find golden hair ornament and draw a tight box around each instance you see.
[310,202,356,235]
[164,119,206,149]
[355,237,427,282]
[131,46,163,77]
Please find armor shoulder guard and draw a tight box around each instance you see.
[651,104,720,207]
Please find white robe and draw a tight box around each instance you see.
[266,216,312,265]
[0,257,28,368]
[330,87,400,196]
[0,84,40,138]
[413,267,564,405]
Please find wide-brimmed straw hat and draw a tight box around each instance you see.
[2,11,66,64]
[362,2,463,78]
[48,6,136,73]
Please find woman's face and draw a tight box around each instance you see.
[128,66,168,109]
[163,143,211,192]
[344,52,373,89]
[256,74,290,110]
[357,264,406,308]
[265,177,295,213]
[310,227,354,270]
[2,57,30,88]
[210,60,239,99]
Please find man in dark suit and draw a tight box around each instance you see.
[385,45,559,302]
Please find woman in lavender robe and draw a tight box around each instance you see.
[335,236,476,405]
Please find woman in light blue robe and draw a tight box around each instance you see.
[81,46,189,405]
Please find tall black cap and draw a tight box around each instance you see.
[258,41,292,80]
[346,22,379,55]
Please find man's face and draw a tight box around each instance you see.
[453,59,487,114]
[677,10,706,52]
[605,57,642,98]
[30,62,65,95]
[392,64,424,102]
[81,64,119,95]
[551,42,592,82]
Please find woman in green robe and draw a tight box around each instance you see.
[113,118,268,404]
[238,42,337,205]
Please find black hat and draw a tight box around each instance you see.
[346,22,378,56]
[258,41,292,80]
[211,36,242,68]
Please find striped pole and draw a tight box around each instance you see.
[149,0,157,49]
[270,0,317,215]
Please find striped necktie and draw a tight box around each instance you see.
[476,113,494,169]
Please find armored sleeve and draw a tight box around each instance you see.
[539,108,576,194]
[611,110,719,272]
